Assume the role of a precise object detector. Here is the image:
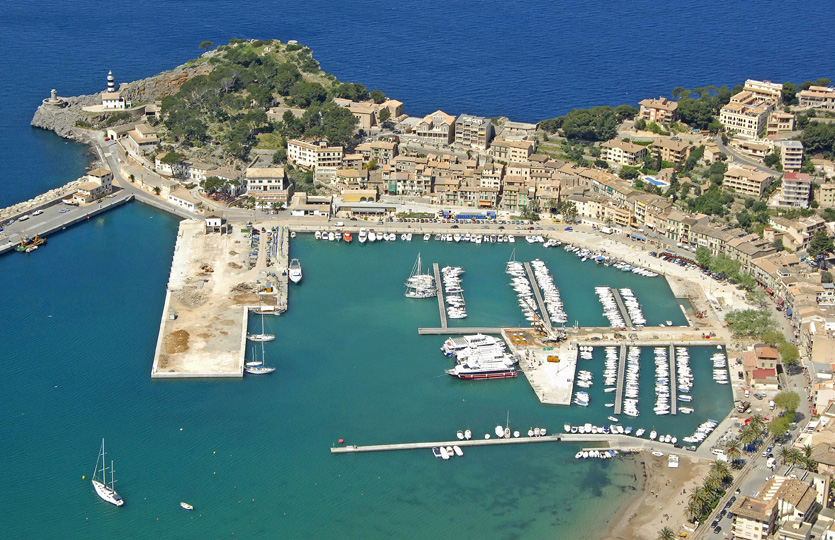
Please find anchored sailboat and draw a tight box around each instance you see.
[246,341,276,375]
[405,253,437,299]
[247,313,275,342]
[91,438,124,507]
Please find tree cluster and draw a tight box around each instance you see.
[539,105,637,142]
[724,309,776,339]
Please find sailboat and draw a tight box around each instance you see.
[92,438,124,506]
[245,341,275,375]
[405,253,436,299]
[247,313,275,342]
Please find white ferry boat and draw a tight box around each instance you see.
[445,357,517,380]
[288,259,302,284]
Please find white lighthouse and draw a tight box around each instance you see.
[101,70,127,110]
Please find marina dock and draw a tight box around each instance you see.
[0,191,133,255]
[504,329,575,405]
[614,344,627,415]
[331,432,718,461]
[523,262,553,332]
[610,287,633,327]
[669,344,677,415]
[418,327,503,335]
[432,263,447,328]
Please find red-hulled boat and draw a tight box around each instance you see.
[344,231,353,243]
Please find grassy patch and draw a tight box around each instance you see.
[256,133,285,150]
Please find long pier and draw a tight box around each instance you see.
[0,191,133,255]
[523,262,553,332]
[332,435,564,453]
[610,287,633,327]
[433,263,447,328]
[669,344,677,415]
[275,226,289,312]
[330,432,715,460]
[614,344,627,415]
[418,327,503,335]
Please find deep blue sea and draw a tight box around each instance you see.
[1,1,832,537]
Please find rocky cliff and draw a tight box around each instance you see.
[31,57,214,142]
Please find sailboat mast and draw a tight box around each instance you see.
[110,460,115,489]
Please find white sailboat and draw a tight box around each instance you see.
[288,258,302,284]
[92,438,124,507]
[405,253,437,298]
[246,341,275,375]
[247,313,275,342]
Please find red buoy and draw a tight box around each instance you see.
[338,439,344,444]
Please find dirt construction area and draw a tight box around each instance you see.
[151,220,280,378]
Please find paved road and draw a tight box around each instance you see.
[715,136,780,175]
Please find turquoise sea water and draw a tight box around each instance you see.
[1,226,733,538]
[2,0,826,535]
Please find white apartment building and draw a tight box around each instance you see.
[287,140,344,170]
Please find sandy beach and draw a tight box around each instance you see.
[601,451,711,540]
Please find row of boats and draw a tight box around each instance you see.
[564,423,645,437]
[618,288,646,326]
[441,334,519,380]
[622,346,640,417]
[441,266,467,319]
[595,287,627,327]
[530,259,568,324]
[682,419,719,445]
[575,449,619,460]
[653,347,673,415]
[506,260,542,326]
[405,253,437,299]
[712,352,729,384]
[432,445,464,460]
[563,244,659,277]
[314,230,356,242]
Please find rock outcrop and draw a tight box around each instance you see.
[31,58,214,142]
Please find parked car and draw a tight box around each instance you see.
[565,227,573,231]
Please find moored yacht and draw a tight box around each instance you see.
[358,228,367,243]
[343,231,353,243]
[288,259,303,283]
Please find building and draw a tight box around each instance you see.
[499,121,537,140]
[766,112,796,137]
[820,183,835,208]
[731,496,778,540]
[651,139,692,164]
[101,70,129,110]
[72,168,113,204]
[743,79,784,103]
[799,86,835,111]
[355,140,398,165]
[638,97,678,124]
[782,141,804,172]
[123,124,159,156]
[601,139,647,167]
[779,172,812,208]
[287,140,344,170]
[167,188,198,211]
[414,110,456,145]
[244,167,293,208]
[720,101,770,138]
[490,139,535,163]
[454,114,494,150]
[723,166,774,197]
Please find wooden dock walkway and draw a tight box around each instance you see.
[669,344,677,415]
[610,287,633,327]
[523,262,553,332]
[614,344,626,415]
[432,263,447,328]
[418,327,504,335]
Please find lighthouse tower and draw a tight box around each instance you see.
[101,70,127,110]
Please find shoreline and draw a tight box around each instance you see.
[599,451,711,540]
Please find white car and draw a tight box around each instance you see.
[33,210,44,216]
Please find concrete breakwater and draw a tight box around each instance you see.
[0,179,84,221]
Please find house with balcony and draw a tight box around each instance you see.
[601,139,647,167]
[638,97,678,124]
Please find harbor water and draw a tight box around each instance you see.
[1,0,828,536]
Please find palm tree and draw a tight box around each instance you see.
[725,439,742,464]
[787,448,804,466]
[710,461,732,484]
[658,526,676,540]
[803,444,813,458]
[740,425,756,446]
[687,486,710,521]
[779,446,793,464]
[686,498,704,522]
[750,413,766,435]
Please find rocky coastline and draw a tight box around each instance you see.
[30,58,213,143]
